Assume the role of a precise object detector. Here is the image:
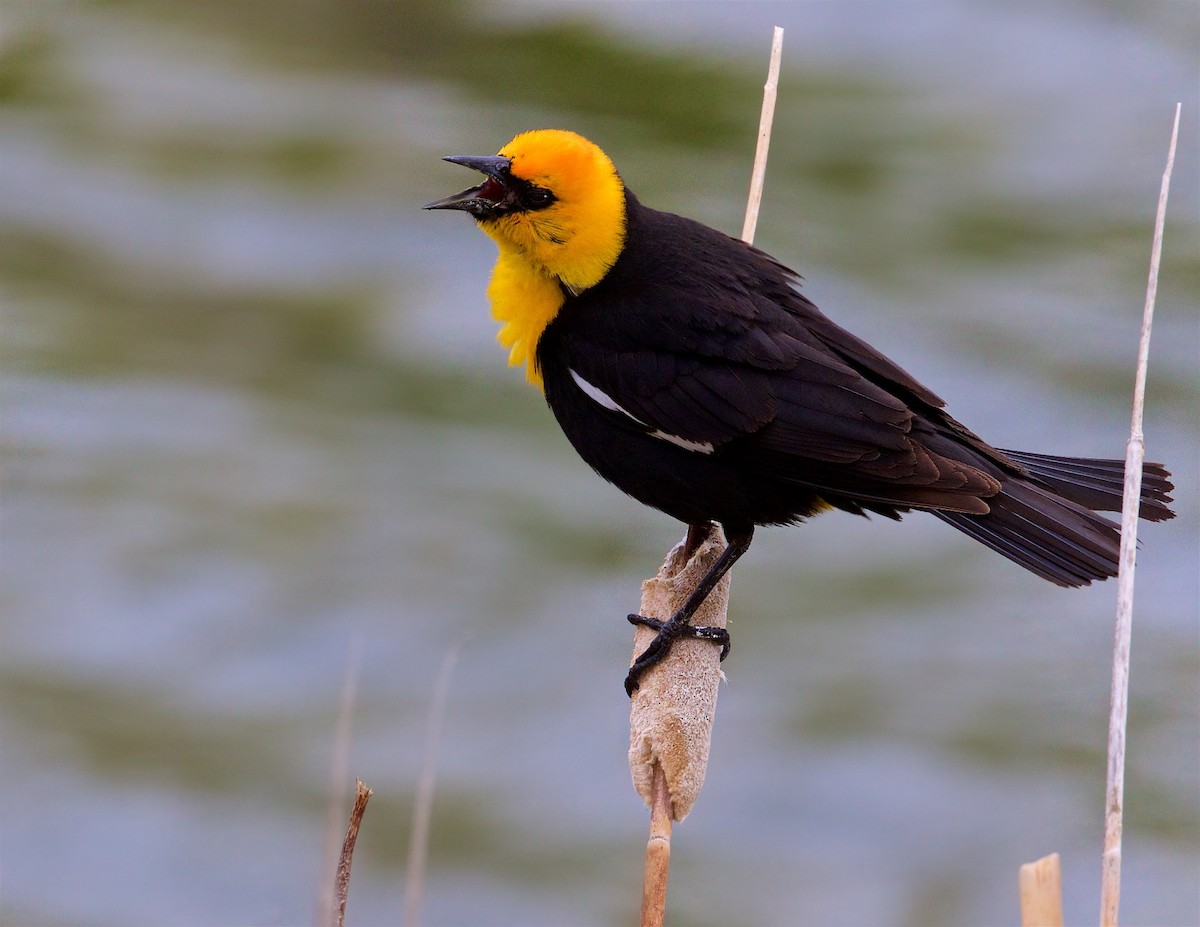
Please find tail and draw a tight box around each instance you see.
[933,450,1175,587]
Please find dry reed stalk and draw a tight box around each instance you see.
[1100,102,1181,927]
[317,636,364,927]
[334,778,373,927]
[630,27,784,923]
[742,26,785,244]
[404,639,465,927]
[1019,852,1064,927]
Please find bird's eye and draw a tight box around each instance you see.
[526,186,555,207]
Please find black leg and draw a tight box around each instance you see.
[625,523,754,696]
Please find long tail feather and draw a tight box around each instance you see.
[935,452,1175,588]
[998,449,1175,521]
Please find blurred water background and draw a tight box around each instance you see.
[2,2,1198,925]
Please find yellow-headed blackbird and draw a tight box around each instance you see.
[426,129,1175,694]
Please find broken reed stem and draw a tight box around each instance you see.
[334,779,373,927]
[640,763,673,927]
[404,639,465,927]
[317,636,364,927]
[741,26,784,245]
[1100,102,1180,927]
[1019,853,1064,927]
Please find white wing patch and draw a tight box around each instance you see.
[569,367,644,421]
[650,431,716,454]
[568,368,715,455]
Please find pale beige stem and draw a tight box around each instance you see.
[741,26,785,245]
[640,763,673,927]
[1019,852,1064,927]
[1100,102,1179,927]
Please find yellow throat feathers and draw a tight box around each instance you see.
[479,130,627,388]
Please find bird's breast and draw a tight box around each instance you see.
[486,246,566,389]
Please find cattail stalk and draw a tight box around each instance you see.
[640,763,673,925]
[629,525,733,822]
[632,28,784,927]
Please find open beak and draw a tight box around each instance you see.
[424,155,514,216]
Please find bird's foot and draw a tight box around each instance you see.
[624,613,731,697]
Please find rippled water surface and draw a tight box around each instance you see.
[2,2,1198,925]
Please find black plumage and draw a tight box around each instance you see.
[538,190,1174,589]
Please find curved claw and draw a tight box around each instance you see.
[627,613,665,631]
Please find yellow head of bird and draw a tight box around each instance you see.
[426,129,627,294]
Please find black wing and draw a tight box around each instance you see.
[552,202,1001,513]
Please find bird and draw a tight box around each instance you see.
[425,129,1175,696]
